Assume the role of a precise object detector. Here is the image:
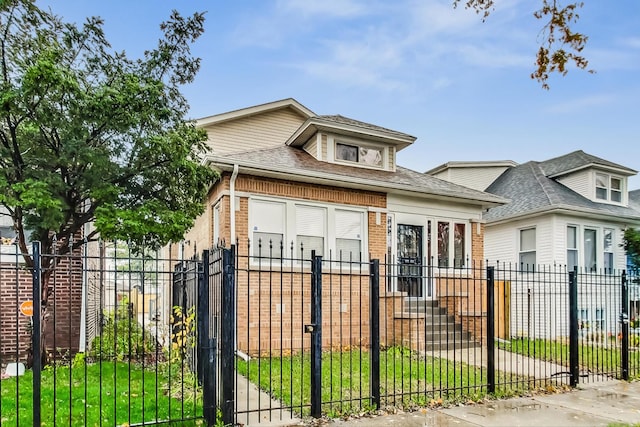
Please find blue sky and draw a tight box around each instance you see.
[39,1,640,188]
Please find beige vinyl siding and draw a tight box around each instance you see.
[321,134,328,161]
[484,222,516,264]
[388,194,482,222]
[303,136,318,159]
[204,108,306,155]
[556,169,591,199]
[432,166,511,192]
[388,147,396,171]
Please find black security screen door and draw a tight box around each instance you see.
[397,224,423,298]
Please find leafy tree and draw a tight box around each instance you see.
[623,228,640,272]
[455,0,591,89]
[0,0,216,364]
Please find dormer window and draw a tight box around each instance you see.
[335,142,383,167]
[595,173,623,203]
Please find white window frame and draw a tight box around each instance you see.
[331,136,389,170]
[0,208,30,263]
[603,228,614,274]
[249,196,368,264]
[595,172,624,204]
[584,228,597,272]
[567,225,578,272]
[519,227,536,271]
[249,199,286,258]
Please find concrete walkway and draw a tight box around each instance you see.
[328,380,640,426]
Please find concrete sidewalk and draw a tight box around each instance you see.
[327,380,640,427]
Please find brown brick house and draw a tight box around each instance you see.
[178,99,505,354]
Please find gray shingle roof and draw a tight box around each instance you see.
[209,145,505,205]
[539,150,637,177]
[318,115,415,140]
[485,161,640,222]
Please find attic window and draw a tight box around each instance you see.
[335,142,383,167]
[595,173,623,203]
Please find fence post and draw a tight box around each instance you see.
[309,252,323,419]
[569,269,579,387]
[203,337,217,426]
[369,259,380,409]
[221,246,236,426]
[198,250,210,384]
[32,241,42,427]
[486,266,495,393]
[621,271,629,381]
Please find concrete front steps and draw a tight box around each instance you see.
[393,299,479,352]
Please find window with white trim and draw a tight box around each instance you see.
[251,199,285,258]
[0,207,30,261]
[584,228,597,272]
[437,221,449,268]
[335,141,384,168]
[453,223,466,268]
[603,228,614,273]
[296,205,325,257]
[335,209,363,261]
[567,225,578,271]
[595,173,623,203]
[519,228,536,271]
[249,198,366,262]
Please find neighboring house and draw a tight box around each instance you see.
[427,150,640,338]
[177,98,505,353]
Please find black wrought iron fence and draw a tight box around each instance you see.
[0,240,207,426]
[2,239,638,426]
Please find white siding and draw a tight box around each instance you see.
[432,166,511,191]
[486,213,629,271]
[204,108,306,155]
[556,169,591,199]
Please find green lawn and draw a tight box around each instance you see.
[500,337,640,378]
[0,361,204,426]
[237,347,530,417]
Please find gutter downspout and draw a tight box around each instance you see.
[230,164,239,243]
[228,163,250,362]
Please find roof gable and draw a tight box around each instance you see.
[539,150,637,178]
[196,98,315,127]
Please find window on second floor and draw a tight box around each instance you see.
[335,141,384,168]
[519,228,536,271]
[595,173,623,203]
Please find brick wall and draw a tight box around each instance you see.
[0,253,83,364]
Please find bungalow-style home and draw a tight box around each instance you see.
[177,98,506,353]
[427,150,640,337]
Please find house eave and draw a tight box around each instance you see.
[486,205,640,227]
[286,118,416,151]
[207,158,505,209]
[195,98,315,127]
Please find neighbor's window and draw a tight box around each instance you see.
[584,228,597,272]
[603,228,614,273]
[335,142,383,167]
[596,173,623,203]
[251,200,285,258]
[567,225,578,271]
[519,228,536,271]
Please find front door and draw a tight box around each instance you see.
[397,224,423,298]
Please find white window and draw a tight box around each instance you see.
[296,205,325,258]
[0,207,30,262]
[595,308,605,331]
[249,197,367,263]
[595,173,623,203]
[250,200,285,258]
[567,225,578,271]
[603,228,614,273]
[213,203,221,246]
[335,141,384,168]
[519,228,536,271]
[335,209,363,261]
[584,228,597,272]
